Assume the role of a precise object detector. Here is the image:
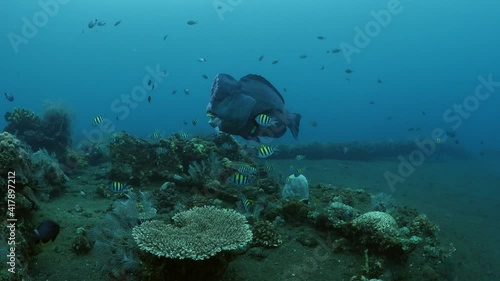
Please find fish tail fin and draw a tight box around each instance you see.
[287,113,301,139]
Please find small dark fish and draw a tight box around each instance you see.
[369,101,374,105]
[34,220,60,244]
[97,21,106,26]
[163,34,168,40]
[446,130,456,138]
[345,69,353,74]
[317,35,325,40]
[202,74,208,79]
[455,140,460,144]
[81,29,84,34]
[4,93,14,102]
[258,55,264,61]
[88,19,98,29]
[332,48,341,53]
[216,5,223,10]
[408,128,414,131]
[283,88,287,92]
[480,141,484,145]
[377,79,382,83]
[271,60,279,64]
[421,111,426,115]
[148,96,151,103]
[309,120,318,127]
[148,80,152,86]
[299,54,307,59]
[386,116,393,120]
[183,120,188,125]
[187,20,198,25]
[320,65,325,70]
[184,89,190,95]
[172,89,177,95]
[151,84,155,91]
[114,20,122,26]
[192,118,198,126]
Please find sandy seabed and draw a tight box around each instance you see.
[29,156,500,281]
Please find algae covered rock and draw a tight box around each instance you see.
[352,211,402,253]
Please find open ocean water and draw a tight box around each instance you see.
[1,1,499,281]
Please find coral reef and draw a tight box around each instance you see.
[71,228,93,255]
[133,206,252,260]
[30,149,69,197]
[4,108,43,147]
[252,220,282,248]
[4,104,73,159]
[280,200,310,225]
[89,192,155,279]
[185,152,225,186]
[327,201,361,229]
[0,132,38,280]
[40,101,73,158]
[0,132,32,185]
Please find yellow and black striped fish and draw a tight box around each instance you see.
[239,194,254,213]
[229,172,252,185]
[257,145,277,158]
[177,132,190,140]
[294,167,303,176]
[236,164,257,175]
[92,116,104,126]
[255,114,277,127]
[264,163,274,173]
[150,132,161,140]
[109,181,130,192]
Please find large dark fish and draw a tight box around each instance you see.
[34,220,60,244]
[206,73,301,142]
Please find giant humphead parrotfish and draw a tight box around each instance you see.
[206,73,301,142]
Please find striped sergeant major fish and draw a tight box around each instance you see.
[228,172,253,186]
[109,181,130,192]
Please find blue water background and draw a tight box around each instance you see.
[1,0,499,152]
